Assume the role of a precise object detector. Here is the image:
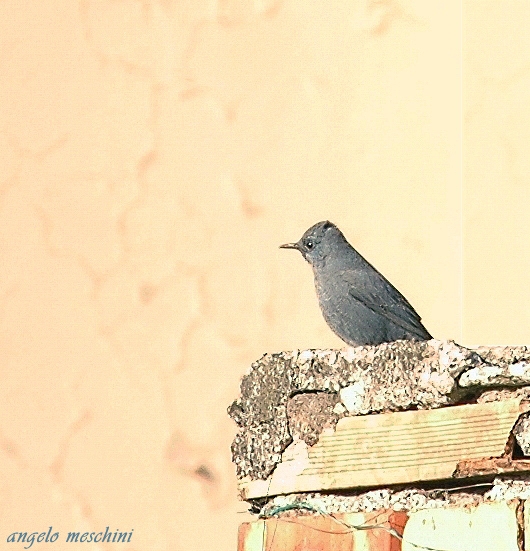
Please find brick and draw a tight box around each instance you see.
[402,501,519,551]
[238,511,407,551]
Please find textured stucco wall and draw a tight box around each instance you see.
[0,2,529,550]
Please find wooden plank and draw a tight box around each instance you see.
[240,399,528,500]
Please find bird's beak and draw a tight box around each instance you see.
[279,242,299,250]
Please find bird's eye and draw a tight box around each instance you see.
[306,240,314,250]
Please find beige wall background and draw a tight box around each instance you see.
[0,1,529,550]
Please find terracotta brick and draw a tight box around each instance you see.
[238,511,407,551]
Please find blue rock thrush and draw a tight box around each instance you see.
[280,221,432,346]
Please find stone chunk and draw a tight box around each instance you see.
[514,414,530,455]
[460,361,530,387]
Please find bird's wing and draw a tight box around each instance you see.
[344,269,432,340]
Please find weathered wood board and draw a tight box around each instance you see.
[240,399,528,500]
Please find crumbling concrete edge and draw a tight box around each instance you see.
[230,340,530,484]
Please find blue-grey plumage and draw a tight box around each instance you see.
[280,221,432,346]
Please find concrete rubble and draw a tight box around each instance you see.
[259,477,530,517]
[229,340,530,482]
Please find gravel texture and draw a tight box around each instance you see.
[258,476,530,517]
[513,414,530,455]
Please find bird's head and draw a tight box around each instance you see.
[280,220,346,267]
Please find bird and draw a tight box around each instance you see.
[280,221,432,346]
